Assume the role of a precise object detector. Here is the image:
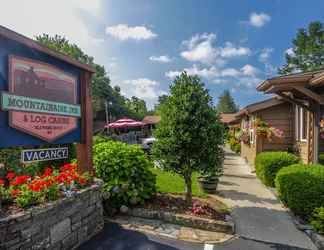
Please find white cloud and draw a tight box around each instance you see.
[123,78,161,99]
[180,33,250,65]
[165,65,220,80]
[106,24,157,41]
[0,0,103,59]
[285,48,295,57]
[149,55,172,63]
[219,42,251,58]
[221,68,242,77]
[258,48,276,77]
[249,12,271,27]
[165,63,261,89]
[241,64,260,77]
[166,64,260,82]
[181,33,218,65]
[259,48,274,62]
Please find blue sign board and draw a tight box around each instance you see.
[21,147,69,163]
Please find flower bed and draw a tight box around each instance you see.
[0,163,90,210]
[0,163,104,249]
[121,194,234,234]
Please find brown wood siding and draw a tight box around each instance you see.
[240,102,294,169]
[257,103,294,153]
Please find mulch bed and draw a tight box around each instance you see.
[138,193,228,221]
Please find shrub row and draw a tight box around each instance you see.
[255,152,299,187]
[228,137,241,154]
[275,164,324,219]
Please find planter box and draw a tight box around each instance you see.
[0,182,104,250]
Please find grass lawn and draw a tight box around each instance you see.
[150,167,207,198]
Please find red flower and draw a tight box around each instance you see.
[10,175,30,186]
[10,189,21,197]
[0,179,4,186]
[43,167,53,177]
[6,171,15,180]
[78,177,87,185]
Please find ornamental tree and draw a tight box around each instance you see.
[153,72,224,204]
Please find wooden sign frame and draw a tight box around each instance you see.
[0,26,94,174]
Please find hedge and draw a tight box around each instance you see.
[275,164,324,219]
[255,152,299,187]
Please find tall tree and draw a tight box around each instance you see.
[154,94,169,114]
[279,21,324,74]
[153,72,224,204]
[216,90,238,113]
[126,96,147,120]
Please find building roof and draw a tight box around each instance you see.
[142,115,161,124]
[257,69,324,92]
[220,113,240,125]
[236,97,286,118]
[0,25,95,73]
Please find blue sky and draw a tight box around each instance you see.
[1,0,324,109]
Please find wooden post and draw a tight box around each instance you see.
[77,71,93,174]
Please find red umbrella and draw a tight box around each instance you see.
[105,118,146,129]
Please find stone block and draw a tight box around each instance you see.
[62,232,77,250]
[71,213,81,224]
[77,226,87,243]
[50,218,71,244]
[72,221,82,232]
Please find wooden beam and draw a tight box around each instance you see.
[310,72,324,86]
[293,86,324,105]
[77,71,93,175]
[276,92,314,112]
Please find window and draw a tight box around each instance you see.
[295,105,307,142]
[249,116,255,145]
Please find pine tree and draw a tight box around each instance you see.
[216,90,238,113]
[279,21,324,74]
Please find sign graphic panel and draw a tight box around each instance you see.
[6,56,80,142]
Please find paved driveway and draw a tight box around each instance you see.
[78,222,312,250]
[78,148,317,250]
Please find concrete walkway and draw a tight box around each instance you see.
[214,147,317,250]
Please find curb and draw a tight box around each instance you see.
[126,207,234,234]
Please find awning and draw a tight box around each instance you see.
[105,118,146,129]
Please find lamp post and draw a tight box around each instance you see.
[105,100,113,134]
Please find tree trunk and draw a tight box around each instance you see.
[184,174,192,205]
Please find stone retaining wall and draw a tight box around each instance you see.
[0,182,104,250]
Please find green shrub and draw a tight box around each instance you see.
[255,152,299,187]
[229,137,241,154]
[232,143,241,154]
[93,141,156,209]
[93,135,111,145]
[275,164,324,219]
[311,207,324,234]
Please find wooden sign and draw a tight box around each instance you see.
[0,25,94,173]
[21,147,68,163]
[0,56,81,142]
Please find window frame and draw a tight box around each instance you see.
[295,105,307,142]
